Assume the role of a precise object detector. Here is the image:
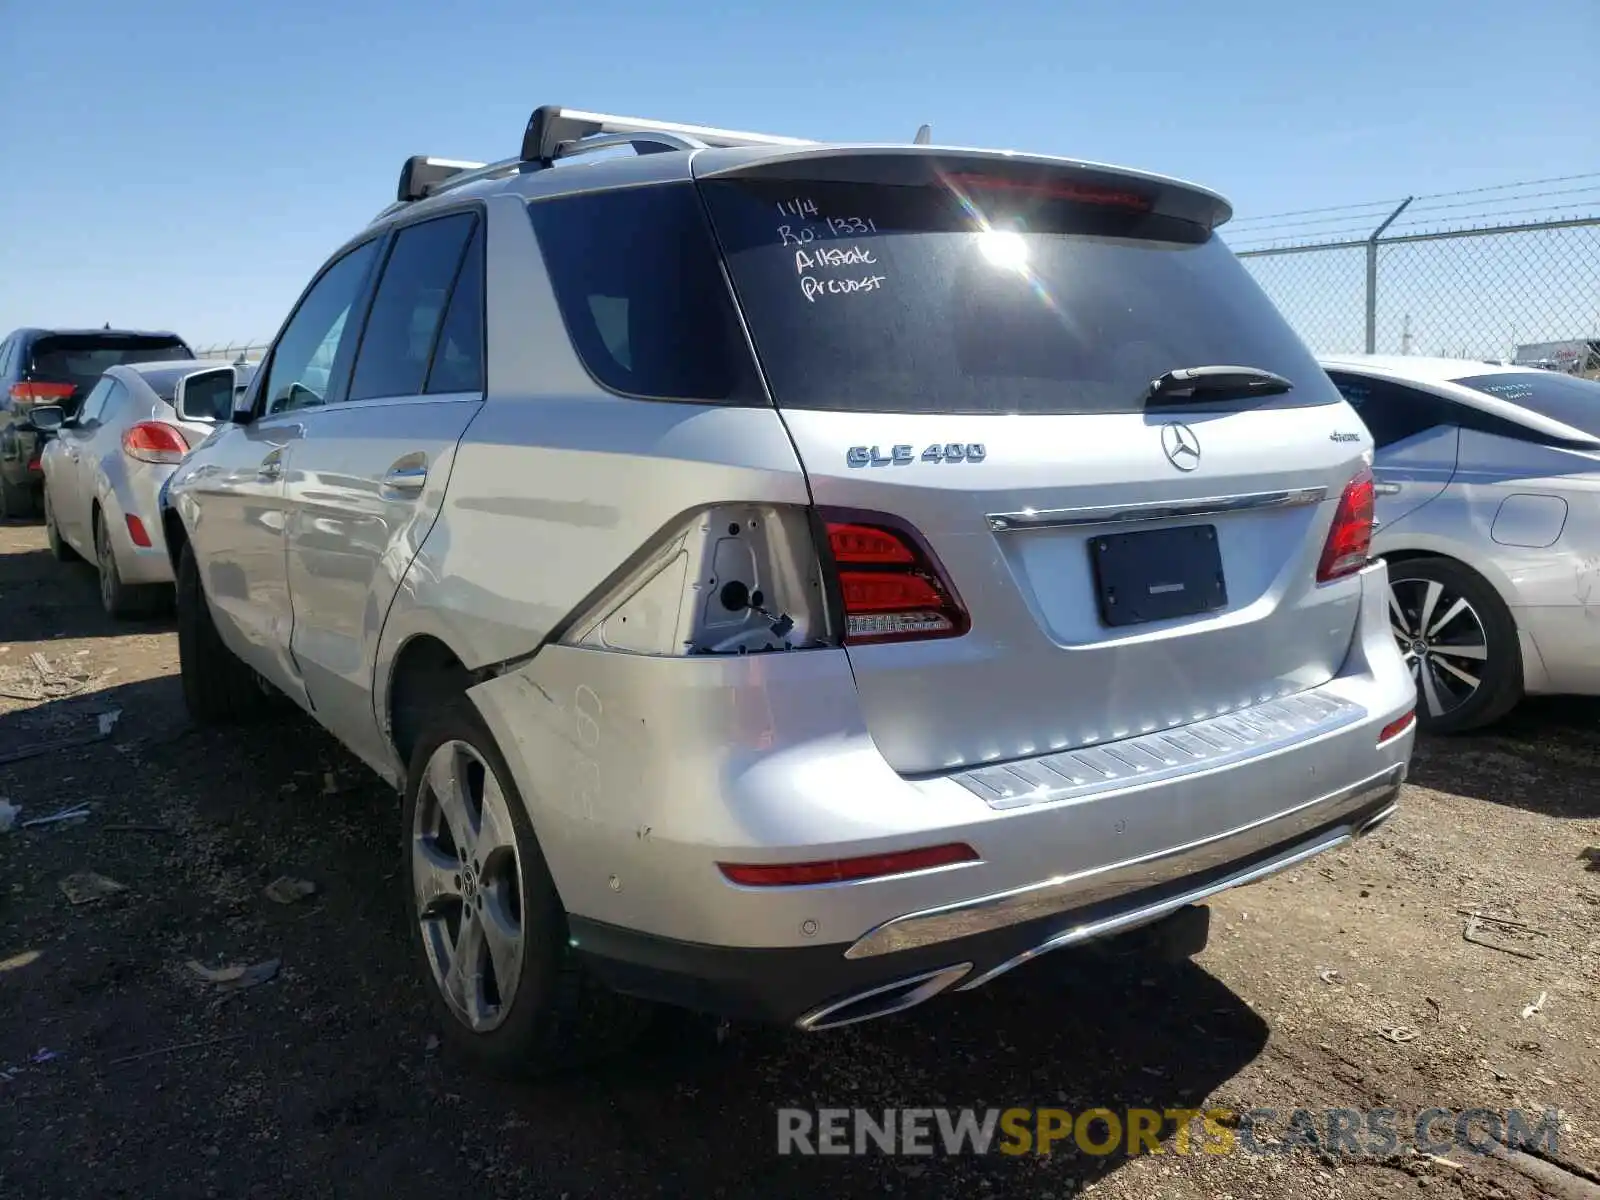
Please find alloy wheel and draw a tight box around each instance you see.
[1388,576,1490,721]
[96,520,116,611]
[412,739,526,1034]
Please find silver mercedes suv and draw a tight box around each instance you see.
[162,106,1416,1074]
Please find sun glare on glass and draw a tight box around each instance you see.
[977,229,1029,272]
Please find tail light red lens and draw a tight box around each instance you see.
[1316,467,1376,582]
[822,515,969,644]
[10,381,74,405]
[122,421,190,465]
[718,842,979,887]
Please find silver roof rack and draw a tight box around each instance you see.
[394,105,817,206]
[520,105,813,164]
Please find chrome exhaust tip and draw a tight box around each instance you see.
[796,963,972,1032]
[1356,803,1399,838]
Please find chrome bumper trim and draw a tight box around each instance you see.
[844,764,1405,961]
[956,689,1366,812]
[796,963,973,1032]
[985,486,1327,533]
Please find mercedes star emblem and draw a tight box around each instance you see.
[1160,422,1201,472]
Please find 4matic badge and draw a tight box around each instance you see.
[847,443,987,467]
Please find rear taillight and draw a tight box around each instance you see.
[823,515,969,645]
[10,381,73,405]
[122,421,189,465]
[1316,468,1376,583]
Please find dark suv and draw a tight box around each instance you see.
[0,328,195,518]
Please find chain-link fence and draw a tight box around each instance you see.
[193,340,270,364]
[1235,176,1600,374]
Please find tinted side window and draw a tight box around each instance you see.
[527,183,763,404]
[80,379,123,426]
[426,223,485,394]
[349,213,476,402]
[263,240,382,415]
[1326,372,1450,449]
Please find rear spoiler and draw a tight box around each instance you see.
[693,145,1234,230]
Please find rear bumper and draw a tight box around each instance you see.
[102,464,179,585]
[574,775,1399,1027]
[467,558,1414,1020]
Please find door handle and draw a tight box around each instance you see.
[382,463,428,495]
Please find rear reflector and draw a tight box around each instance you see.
[9,381,73,404]
[125,514,152,548]
[121,421,189,465]
[718,843,979,887]
[1378,710,1415,743]
[1317,467,1376,582]
[823,515,969,645]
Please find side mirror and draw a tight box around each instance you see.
[175,366,237,423]
[28,405,66,433]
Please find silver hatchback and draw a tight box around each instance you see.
[162,106,1415,1074]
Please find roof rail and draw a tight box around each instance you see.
[519,105,812,165]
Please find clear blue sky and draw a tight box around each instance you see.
[1,0,1594,347]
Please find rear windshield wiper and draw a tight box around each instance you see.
[1144,365,1294,405]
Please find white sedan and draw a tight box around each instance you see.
[1320,354,1600,732]
[34,360,251,617]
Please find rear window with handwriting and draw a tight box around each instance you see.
[698,167,1339,416]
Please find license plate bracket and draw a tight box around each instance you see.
[1089,524,1227,628]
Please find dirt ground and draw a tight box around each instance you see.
[1,518,1596,1200]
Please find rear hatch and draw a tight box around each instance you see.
[25,333,194,412]
[694,149,1374,777]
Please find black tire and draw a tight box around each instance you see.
[94,510,162,619]
[1386,556,1522,734]
[402,698,648,1078]
[43,485,79,562]
[0,473,37,521]
[176,541,267,724]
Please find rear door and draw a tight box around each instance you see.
[282,209,486,769]
[1325,370,1458,530]
[698,154,1374,777]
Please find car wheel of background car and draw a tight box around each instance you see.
[403,698,649,1078]
[0,474,37,521]
[43,485,79,563]
[176,542,268,723]
[1387,556,1522,734]
[94,511,161,619]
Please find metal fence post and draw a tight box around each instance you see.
[1365,197,1413,352]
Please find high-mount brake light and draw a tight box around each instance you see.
[1316,467,1376,583]
[122,421,189,465]
[823,516,969,645]
[946,173,1154,211]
